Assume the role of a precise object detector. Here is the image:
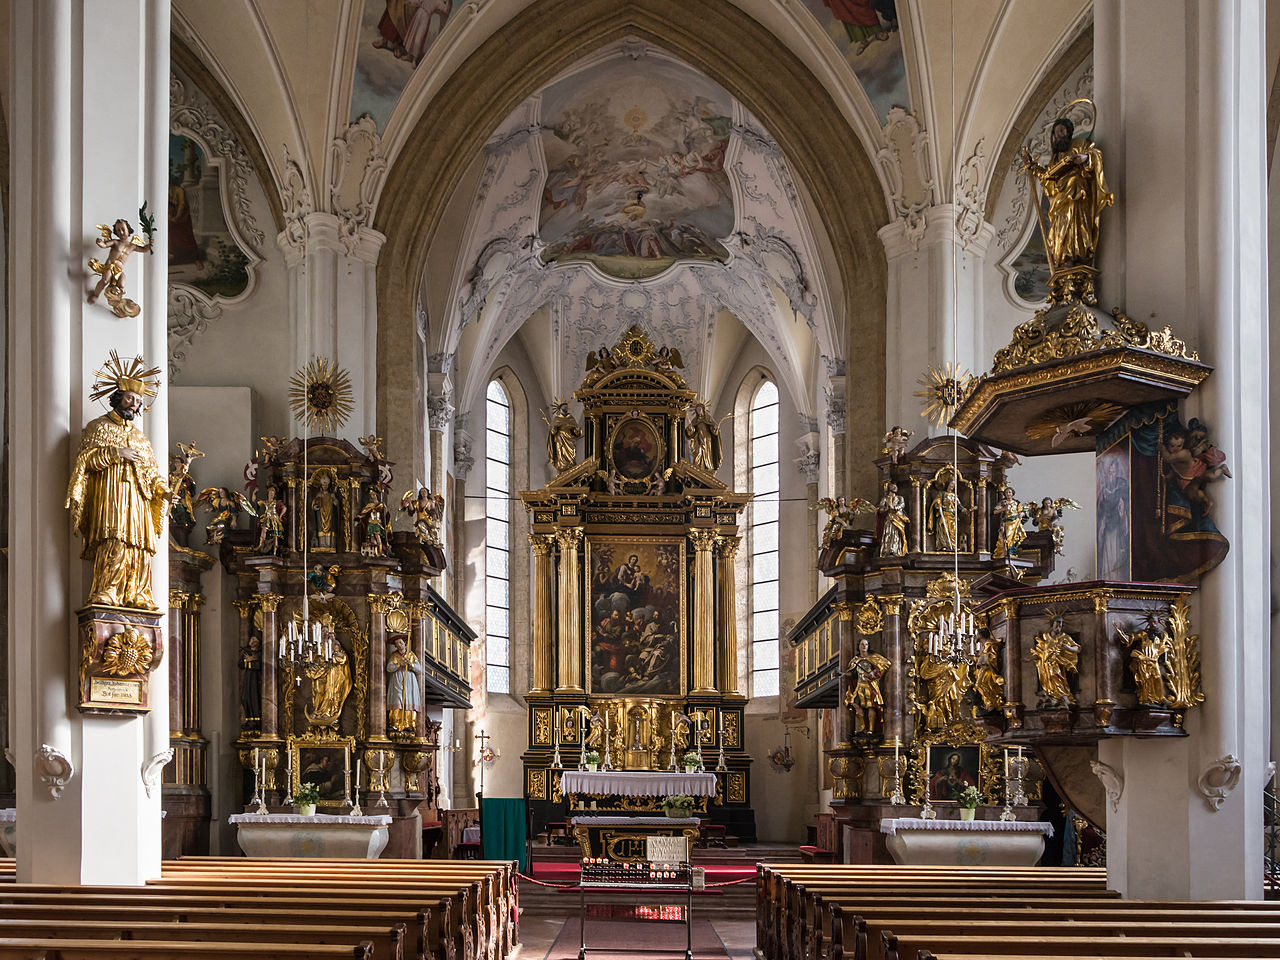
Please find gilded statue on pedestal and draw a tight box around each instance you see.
[927,478,964,552]
[1027,496,1080,556]
[1031,615,1080,706]
[386,637,423,734]
[973,630,1006,712]
[991,486,1027,559]
[1020,112,1114,302]
[87,210,155,318]
[66,353,172,610]
[685,401,724,472]
[1118,625,1168,706]
[876,482,908,557]
[882,426,914,464]
[255,485,287,556]
[543,398,582,474]
[916,654,970,729]
[196,486,255,543]
[845,638,890,735]
[400,486,445,546]
[310,470,340,549]
[168,442,203,546]
[359,487,391,557]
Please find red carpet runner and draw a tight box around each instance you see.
[544,918,730,960]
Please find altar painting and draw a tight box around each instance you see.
[586,537,686,695]
[538,57,733,279]
[291,737,354,808]
[926,745,980,803]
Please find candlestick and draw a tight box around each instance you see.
[285,747,295,805]
[356,758,362,789]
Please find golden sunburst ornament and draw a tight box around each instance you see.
[624,104,648,133]
[915,362,976,427]
[289,357,354,435]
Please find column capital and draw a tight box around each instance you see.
[555,527,584,549]
[256,593,284,613]
[368,591,404,615]
[529,533,555,556]
[689,529,718,552]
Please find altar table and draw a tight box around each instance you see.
[560,770,717,797]
[230,812,392,859]
[571,815,700,861]
[879,817,1053,866]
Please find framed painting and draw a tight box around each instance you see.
[585,536,686,696]
[290,735,354,808]
[908,719,998,805]
[608,415,664,481]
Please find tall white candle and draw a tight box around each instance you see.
[356,758,362,789]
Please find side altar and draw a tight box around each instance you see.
[520,327,755,842]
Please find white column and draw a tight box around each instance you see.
[8,0,170,884]
[278,216,385,438]
[1095,0,1269,900]
[879,205,994,430]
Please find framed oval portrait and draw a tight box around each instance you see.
[609,416,664,480]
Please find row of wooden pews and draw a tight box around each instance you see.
[759,863,1280,960]
[0,855,517,960]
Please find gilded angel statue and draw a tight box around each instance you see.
[816,495,873,549]
[196,486,256,544]
[400,486,445,546]
[1026,496,1080,555]
[87,208,155,318]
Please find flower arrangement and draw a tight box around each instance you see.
[295,781,322,809]
[682,751,701,769]
[957,784,981,810]
[662,794,696,817]
[584,750,601,770]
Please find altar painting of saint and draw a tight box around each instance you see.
[296,744,351,805]
[927,745,979,803]
[587,538,685,696]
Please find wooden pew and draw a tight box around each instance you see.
[887,933,1280,959]
[0,940,373,960]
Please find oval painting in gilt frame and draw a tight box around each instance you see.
[609,415,664,480]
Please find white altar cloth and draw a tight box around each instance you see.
[230,813,392,859]
[560,770,717,797]
[879,817,1052,866]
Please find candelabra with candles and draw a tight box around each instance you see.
[878,740,907,805]
[926,590,979,664]
[278,599,337,682]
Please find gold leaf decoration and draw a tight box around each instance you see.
[289,357,355,435]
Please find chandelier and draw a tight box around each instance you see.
[926,588,978,664]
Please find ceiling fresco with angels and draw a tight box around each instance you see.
[537,57,734,279]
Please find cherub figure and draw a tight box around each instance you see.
[87,211,155,318]
[358,434,394,487]
[817,495,873,548]
[882,426,914,464]
[400,486,445,546]
[1162,420,1232,516]
[1026,496,1081,555]
[196,486,256,544]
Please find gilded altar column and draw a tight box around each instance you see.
[258,594,283,738]
[881,597,905,743]
[997,599,1021,726]
[976,479,990,554]
[715,537,742,695]
[530,534,556,694]
[691,531,719,694]
[555,528,585,693]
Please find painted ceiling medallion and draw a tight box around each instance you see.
[914,362,975,427]
[289,357,355,435]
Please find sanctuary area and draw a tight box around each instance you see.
[0,1,1278,959]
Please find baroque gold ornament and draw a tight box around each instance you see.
[915,363,975,426]
[66,352,171,610]
[1160,598,1204,710]
[289,357,355,434]
[101,626,154,676]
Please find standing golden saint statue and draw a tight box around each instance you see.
[1030,615,1080,706]
[1020,106,1114,305]
[66,352,174,610]
[543,398,582,474]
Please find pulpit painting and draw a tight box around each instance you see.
[927,745,979,803]
[168,134,249,298]
[292,739,353,807]
[1097,438,1131,580]
[587,538,686,695]
[538,57,733,279]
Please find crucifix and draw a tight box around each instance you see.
[475,729,492,795]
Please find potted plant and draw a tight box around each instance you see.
[295,781,321,817]
[584,750,601,772]
[957,784,981,821]
[662,794,696,818]
[682,751,701,773]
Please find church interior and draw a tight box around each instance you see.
[2,0,1279,957]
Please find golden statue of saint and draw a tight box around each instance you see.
[685,402,723,472]
[544,399,581,474]
[66,353,171,610]
[991,486,1027,560]
[973,633,1006,712]
[1021,115,1114,272]
[917,655,970,729]
[1031,616,1080,706]
[305,625,352,729]
[845,638,891,735]
[928,479,962,552]
[876,482,909,558]
[1118,626,1169,706]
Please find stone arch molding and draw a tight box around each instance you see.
[373,0,891,472]
[441,53,835,419]
[168,68,268,377]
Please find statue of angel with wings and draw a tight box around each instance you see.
[400,486,445,547]
[196,486,256,544]
[1026,496,1081,555]
[87,207,155,318]
[816,494,874,549]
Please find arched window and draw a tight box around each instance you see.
[485,380,511,694]
[750,380,780,696]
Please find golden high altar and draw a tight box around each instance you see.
[520,326,755,841]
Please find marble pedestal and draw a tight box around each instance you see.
[230,813,392,858]
[879,818,1052,866]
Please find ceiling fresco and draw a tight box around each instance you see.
[537,57,735,280]
[351,0,456,129]
[803,0,909,124]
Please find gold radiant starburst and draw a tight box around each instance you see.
[915,362,976,427]
[289,357,354,435]
[624,105,648,133]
